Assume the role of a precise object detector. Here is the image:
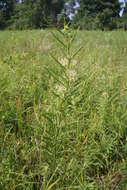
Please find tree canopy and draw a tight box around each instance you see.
[73,0,122,30]
[0,0,126,30]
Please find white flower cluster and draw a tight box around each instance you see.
[67,69,77,82]
[55,84,66,94]
[58,57,77,67]
[58,57,68,66]
[55,57,78,94]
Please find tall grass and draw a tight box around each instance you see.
[0,28,127,189]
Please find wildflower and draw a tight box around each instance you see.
[58,57,68,66]
[102,92,108,98]
[72,59,77,65]
[55,84,66,94]
[67,69,77,81]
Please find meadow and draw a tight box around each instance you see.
[0,29,127,189]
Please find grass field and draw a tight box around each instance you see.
[0,29,127,189]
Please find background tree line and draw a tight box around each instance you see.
[0,0,127,30]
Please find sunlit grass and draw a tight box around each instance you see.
[0,29,127,189]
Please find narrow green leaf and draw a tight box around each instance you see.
[50,53,66,71]
[71,46,83,59]
[51,32,66,48]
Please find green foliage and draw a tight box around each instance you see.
[0,0,16,28]
[73,0,121,30]
[118,3,127,30]
[0,0,126,30]
[0,0,65,29]
[0,29,127,189]
[0,9,5,28]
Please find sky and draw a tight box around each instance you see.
[66,0,80,19]
[119,0,126,16]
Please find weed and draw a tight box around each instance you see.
[0,29,127,189]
